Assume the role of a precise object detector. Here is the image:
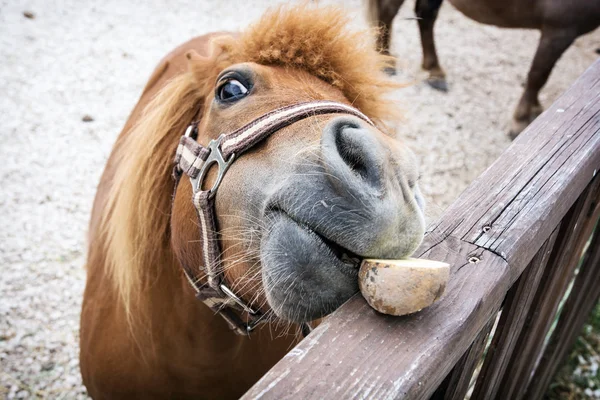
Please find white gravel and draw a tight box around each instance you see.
[1,0,598,398]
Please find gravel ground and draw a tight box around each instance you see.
[1,0,598,398]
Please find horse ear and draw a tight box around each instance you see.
[185,50,203,63]
[186,36,237,90]
[185,50,213,88]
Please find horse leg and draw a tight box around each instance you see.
[415,0,447,91]
[509,28,577,139]
[368,0,406,75]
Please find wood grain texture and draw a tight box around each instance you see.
[469,228,559,399]
[242,60,600,400]
[429,59,600,278]
[525,180,600,399]
[431,316,496,400]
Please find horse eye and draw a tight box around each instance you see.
[216,79,249,102]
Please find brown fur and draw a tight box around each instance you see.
[81,5,406,399]
[369,0,600,137]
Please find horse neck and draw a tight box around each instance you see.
[137,255,299,379]
[135,254,235,356]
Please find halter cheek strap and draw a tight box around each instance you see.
[173,100,374,335]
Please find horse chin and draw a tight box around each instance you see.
[259,203,427,323]
[260,212,360,323]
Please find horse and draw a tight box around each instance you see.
[368,0,600,138]
[79,5,426,399]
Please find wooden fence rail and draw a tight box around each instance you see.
[242,59,600,400]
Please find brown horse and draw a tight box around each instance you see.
[368,0,600,138]
[80,5,426,399]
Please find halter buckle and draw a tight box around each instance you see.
[191,134,235,198]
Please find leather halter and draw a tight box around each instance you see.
[173,100,374,335]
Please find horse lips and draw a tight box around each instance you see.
[358,258,450,316]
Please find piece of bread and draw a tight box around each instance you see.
[358,258,450,316]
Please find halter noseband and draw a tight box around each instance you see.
[173,100,374,335]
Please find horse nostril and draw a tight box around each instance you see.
[324,118,383,191]
[335,126,369,180]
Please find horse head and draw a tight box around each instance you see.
[170,8,426,325]
[98,5,425,333]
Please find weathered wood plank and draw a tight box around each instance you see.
[430,60,600,277]
[525,181,600,398]
[431,316,496,400]
[242,60,600,400]
[469,227,559,399]
[494,177,600,399]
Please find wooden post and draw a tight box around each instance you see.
[494,176,600,399]
[468,227,559,399]
[524,180,600,398]
[431,316,496,400]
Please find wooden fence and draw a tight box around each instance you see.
[242,59,600,400]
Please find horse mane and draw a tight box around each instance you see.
[99,4,402,323]
[100,73,201,322]
[233,4,401,122]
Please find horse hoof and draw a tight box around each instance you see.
[383,66,397,76]
[508,129,520,141]
[509,106,543,140]
[508,119,529,140]
[426,76,448,92]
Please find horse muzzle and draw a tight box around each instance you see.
[260,115,426,322]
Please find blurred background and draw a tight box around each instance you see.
[1,0,598,398]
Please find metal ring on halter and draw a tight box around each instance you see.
[219,284,258,315]
[190,134,235,198]
[184,124,196,138]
